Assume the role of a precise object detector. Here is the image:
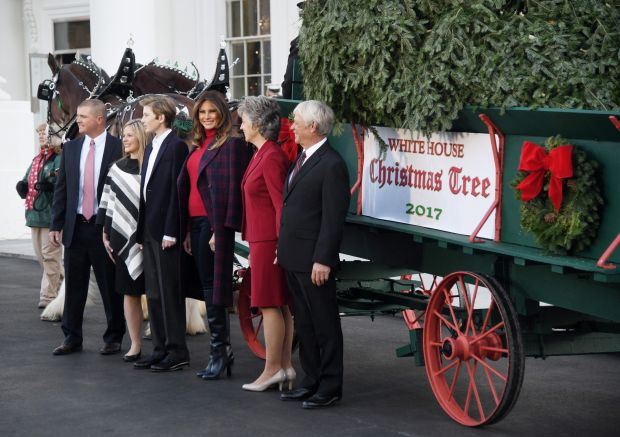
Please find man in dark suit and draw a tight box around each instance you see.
[278,100,350,408]
[134,95,189,372]
[50,99,125,355]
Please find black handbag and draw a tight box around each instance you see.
[15,180,28,199]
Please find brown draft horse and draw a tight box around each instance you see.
[41,47,234,143]
[43,54,206,141]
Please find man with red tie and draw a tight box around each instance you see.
[50,99,125,356]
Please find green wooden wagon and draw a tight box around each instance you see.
[234,87,620,426]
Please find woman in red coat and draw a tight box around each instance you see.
[239,96,295,392]
[178,91,251,380]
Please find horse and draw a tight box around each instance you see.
[39,52,204,142]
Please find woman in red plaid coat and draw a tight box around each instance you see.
[178,91,251,380]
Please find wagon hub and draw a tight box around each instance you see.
[474,332,504,361]
[441,336,472,361]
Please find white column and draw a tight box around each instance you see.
[0,101,35,239]
[0,0,28,100]
[90,0,173,74]
[171,0,226,81]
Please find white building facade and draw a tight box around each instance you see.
[0,0,302,239]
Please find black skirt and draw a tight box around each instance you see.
[114,254,145,296]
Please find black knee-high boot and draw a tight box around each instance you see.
[202,304,234,380]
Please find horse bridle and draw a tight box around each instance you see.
[38,62,106,141]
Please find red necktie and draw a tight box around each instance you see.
[289,151,306,184]
[82,139,95,220]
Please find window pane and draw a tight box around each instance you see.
[247,41,261,75]
[228,1,241,37]
[262,40,271,74]
[243,0,258,36]
[54,20,91,50]
[232,42,245,76]
[247,76,260,96]
[259,0,270,35]
[232,77,245,99]
[263,75,271,95]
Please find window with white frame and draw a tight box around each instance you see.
[53,19,91,66]
[226,0,271,99]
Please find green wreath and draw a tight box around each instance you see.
[512,136,603,255]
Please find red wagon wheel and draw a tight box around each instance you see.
[423,272,524,426]
[237,268,267,359]
[237,267,298,360]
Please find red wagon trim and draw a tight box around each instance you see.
[469,114,505,243]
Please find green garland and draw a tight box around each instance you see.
[298,0,620,135]
[512,136,603,255]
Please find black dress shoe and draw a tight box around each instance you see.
[302,393,342,409]
[133,355,165,369]
[53,343,83,356]
[122,351,141,362]
[99,342,122,355]
[280,387,316,401]
[150,356,189,372]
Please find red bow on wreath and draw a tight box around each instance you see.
[516,141,573,212]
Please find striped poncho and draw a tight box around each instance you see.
[97,157,143,280]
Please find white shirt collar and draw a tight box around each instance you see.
[85,130,106,147]
[301,137,327,162]
[153,128,172,148]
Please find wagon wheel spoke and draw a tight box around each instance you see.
[251,317,264,341]
[441,288,463,335]
[480,299,495,333]
[456,277,471,335]
[433,310,460,334]
[471,354,508,383]
[480,345,509,355]
[467,278,480,336]
[472,321,505,345]
[448,360,462,400]
[433,359,459,377]
[482,362,501,406]
[466,361,486,422]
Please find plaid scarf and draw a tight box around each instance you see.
[25,148,53,210]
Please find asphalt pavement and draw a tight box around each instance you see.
[0,257,618,437]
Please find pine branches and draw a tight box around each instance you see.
[299,0,620,134]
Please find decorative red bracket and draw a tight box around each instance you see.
[350,122,365,215]
[596,116,620,269]
[597,234,619,270]
[469,114,505,243]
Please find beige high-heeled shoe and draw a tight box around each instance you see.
[284,367,296,390]
[242,369,286,392]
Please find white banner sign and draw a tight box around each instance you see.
[361,127,498,239]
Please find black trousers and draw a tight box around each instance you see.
[190,217,215,302]
[62,218,125,345]
[285,271,343,397]
[142,232,188,361]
